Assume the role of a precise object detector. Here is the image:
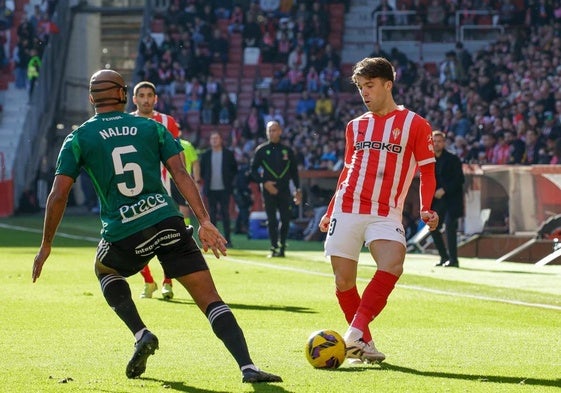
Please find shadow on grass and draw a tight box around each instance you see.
[142,377,290,392]
[156,298,316,314]
[381,363,561,388]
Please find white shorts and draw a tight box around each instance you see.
[324,212,406,261]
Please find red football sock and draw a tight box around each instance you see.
[139,265,155,284]
[163,277,172,285]
[351,270,399,334]
[336,286,372,342]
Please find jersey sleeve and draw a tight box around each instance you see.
[158,122,183,163]
[412,116,436,167]
[55,132,82,180]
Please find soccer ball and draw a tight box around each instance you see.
[305,329,346,369]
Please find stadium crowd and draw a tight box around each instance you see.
[7,1,561,227]
[135,0,561,170]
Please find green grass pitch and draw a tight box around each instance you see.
[0,214,560,392]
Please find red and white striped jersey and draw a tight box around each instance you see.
[327,106,435,219]
[151,111,180,138]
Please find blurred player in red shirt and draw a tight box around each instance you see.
[131,81,180,300]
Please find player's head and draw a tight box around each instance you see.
[132,81,158,117]
[432,130,446,155]
[352,57,396,113]
[89,69,127,110]
[266,120,282,143]
[352,57,395,85]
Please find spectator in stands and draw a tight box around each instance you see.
[0,0,12,31]
[139,33,159,64]
[243,105,266,140]
[549,137,561,164]
[272,63,290,92]
[156,59,174,95]
[217,92,236,125]
[288,44,307,72]
[13,36,30,89]
[275,30,291,63]
[213,0,233,19]
[315,91,334,123]
[371,0,394,25]
[242,13,262,48]
[296,90,316,116]
[169,61,187,95]
[369,41,390,59]
[208,27,229,65]
[200,93,217,125]
[319,60,341,93]
[228,4,245,34]
[306,65,320,93]
[184,76,204,112]
[27,47,41,100]
[521,128,545,165]
[319,43,341,70]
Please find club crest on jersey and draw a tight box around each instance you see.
[391,127,401,140]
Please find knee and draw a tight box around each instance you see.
[334,275,356,291]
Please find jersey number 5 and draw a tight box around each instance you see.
[112,145,143,196]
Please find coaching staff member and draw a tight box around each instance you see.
[250,120,302,257]
[431,130,465,268]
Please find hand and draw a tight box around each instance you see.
[420,210,439,231]
[32,245,51,283]
[293,189,302,205]
[434,188,445,199]
[197,220,228,258]
[263,181,278,195]
[319,214,330,233]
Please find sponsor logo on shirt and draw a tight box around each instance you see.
[134,228,181,256]
[354,140,403,153]
[119,193,168,223]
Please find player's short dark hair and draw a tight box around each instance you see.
[133,81,156,96]
[352,57,395,84]
[432,130,446,139]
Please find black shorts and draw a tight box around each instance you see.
[96,216,208,278]
[170,181,187,206]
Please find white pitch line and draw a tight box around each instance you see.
[225,257,561,311]
[0,223,100,242]
[3,223,561,311]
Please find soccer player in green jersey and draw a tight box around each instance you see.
[31,69,282,384]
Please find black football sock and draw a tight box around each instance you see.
[99,274,146,336]
[206,301,253,368]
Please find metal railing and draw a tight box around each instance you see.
[372,10,504,44]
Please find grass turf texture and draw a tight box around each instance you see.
[1,215,560,392]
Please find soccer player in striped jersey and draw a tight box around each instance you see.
[131,81,183,300]
[32,69,282,383]
[319,57,439,364]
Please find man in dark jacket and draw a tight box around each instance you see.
[250,121,302,257]
[431,130,465,267]
[200,131,238,247]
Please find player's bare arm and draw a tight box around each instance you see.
[32,174,74,282]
